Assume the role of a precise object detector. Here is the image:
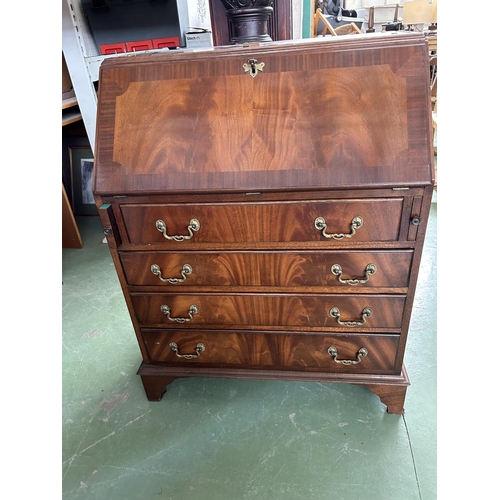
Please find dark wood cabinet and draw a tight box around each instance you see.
[93,34,434,414]
[208,0,293,46]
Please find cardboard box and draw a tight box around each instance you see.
[185,30,213,49]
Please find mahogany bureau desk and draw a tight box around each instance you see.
[93,33,434,414]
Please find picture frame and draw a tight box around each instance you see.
[69,146,98,216]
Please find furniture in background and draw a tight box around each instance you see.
[93,33,434,414]
[313,8,361,37]
[208,0,293,46]
[62,184,83,249]
[62,52,83,249]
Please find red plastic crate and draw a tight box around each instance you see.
[100,43,126,55]
[152,37,180,49]
[125,40,154,52]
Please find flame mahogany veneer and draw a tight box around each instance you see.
[93,34,434,414]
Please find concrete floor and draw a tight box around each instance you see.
[62,202,436,500]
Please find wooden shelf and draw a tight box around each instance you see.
[62,91,82,126]
[62,95,78,109]
[63,110,83,126]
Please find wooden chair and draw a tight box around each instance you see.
[313,8,361,37]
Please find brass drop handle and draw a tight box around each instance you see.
[327,346,368,365]
[155,219,200,241]
[160,304,199,323]
[315,216,363,240]
[329,307,372,327]
[151,264,192,284]
[331,263,377,285]
[169,342,205,359]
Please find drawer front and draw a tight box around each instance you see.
[131,293,405,329]
[121,250,413,288]
[142,329,399,374]
[120,199,404,245]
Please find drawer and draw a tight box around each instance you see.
[130,293,406,330]
[121,250,413,288]
[142,329,399,374]
[119,198,404,245]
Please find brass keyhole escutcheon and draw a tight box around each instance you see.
[243,59,265,78]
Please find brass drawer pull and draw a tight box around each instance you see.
[169,342,205,359]
[155,219,200,241]
[327,346,368,365]
[151,264,192,284]
[315,216,363,240]
[160,304,199,323]
[329,306,372,327]
[331,263,377,285]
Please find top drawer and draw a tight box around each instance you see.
[120,199,404,245]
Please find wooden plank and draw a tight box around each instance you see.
[62,95,78,110]
[62,111,83,126]
[62,184,83,248]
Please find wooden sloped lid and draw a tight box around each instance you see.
[94,34,433,196]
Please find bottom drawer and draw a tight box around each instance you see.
[142,329,399,374]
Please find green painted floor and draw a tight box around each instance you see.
[62,202,437,500]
